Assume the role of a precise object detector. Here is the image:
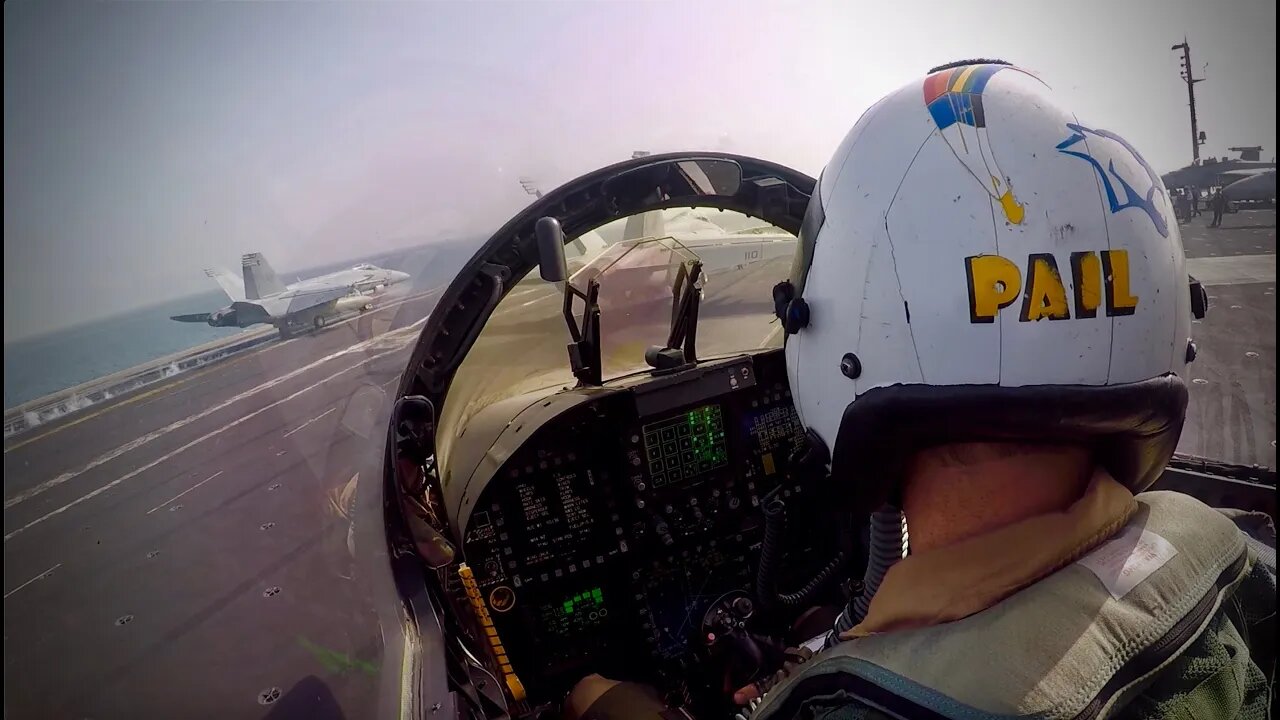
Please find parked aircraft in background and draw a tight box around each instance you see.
[1222,169,1276,204]
[1162,147,1275,194]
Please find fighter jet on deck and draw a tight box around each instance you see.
[1161,146,1275,196]
[171,253,410,338]
[1222,169,1277,204]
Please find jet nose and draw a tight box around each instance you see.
[391,270,411,284]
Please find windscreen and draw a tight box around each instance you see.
[434,209,796,482]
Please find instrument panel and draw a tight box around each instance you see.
[458,351,826,701]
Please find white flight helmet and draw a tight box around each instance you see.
[780,60,1199,512]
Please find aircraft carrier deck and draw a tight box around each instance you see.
[3,212,1275,719]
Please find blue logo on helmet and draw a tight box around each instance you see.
[1056,124,1169,238]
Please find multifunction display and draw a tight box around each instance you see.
[642,404,728,487]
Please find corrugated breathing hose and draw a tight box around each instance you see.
[756,490,847,610]
[825,507,907,646]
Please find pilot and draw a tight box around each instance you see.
[568,59,1276,720]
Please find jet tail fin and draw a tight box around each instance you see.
[623,210,666,242]
[567,230,609,260]
[241,252,286,300]
[205,267,246,302]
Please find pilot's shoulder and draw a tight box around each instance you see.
[1209,506,1277,572]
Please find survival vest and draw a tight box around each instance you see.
[749,492,1275,720]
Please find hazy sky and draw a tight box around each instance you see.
[4,0,1275,342]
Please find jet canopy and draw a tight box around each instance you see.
[396,153,816,489]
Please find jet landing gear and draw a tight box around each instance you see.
[275,312,336,340]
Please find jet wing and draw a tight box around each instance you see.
[249,286,353,319]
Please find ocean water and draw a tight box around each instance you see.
[3,240,478,410]
[4,290,244,409]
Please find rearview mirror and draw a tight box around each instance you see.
[536,216,568,283]
[603,158,743,215]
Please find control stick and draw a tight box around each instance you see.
[700,591,785,694]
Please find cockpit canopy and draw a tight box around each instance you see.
[395,154,817,489]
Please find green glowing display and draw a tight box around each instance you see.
[642,404,727,486]
[561,587,605,615]
[685,405,727,467]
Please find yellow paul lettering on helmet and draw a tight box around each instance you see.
[1102,249,1139,316]
[965,255,1021,323]
[965,250,1141,323]
[1069,251,1102,319]
[1020,254,1071,321]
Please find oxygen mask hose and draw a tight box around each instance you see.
[756,489,847,611]
[826,507,907,646]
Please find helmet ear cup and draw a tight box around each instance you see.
[772,281,811,335]
[772,281,794,321]
[1190,277,1209,319]
[784,299,810,335]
